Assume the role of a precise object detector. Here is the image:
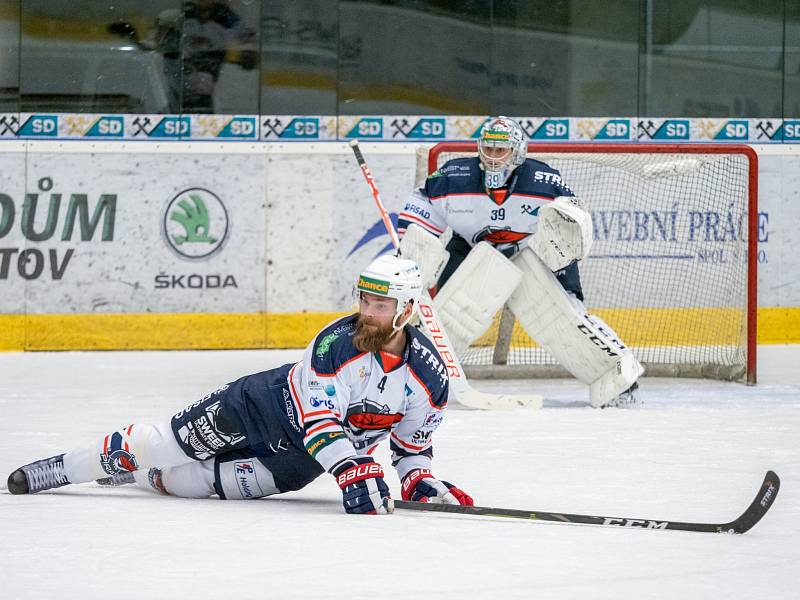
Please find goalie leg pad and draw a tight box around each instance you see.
[399,223,450,289]
[508,247,643,407]
[433,241,522,357]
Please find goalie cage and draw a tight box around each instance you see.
[417,142,758,384]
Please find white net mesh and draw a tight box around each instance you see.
[423,143,756,382]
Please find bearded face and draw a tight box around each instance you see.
[353,313,396,353]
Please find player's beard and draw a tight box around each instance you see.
[354,315,395,353]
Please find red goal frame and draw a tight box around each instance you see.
[427,142,758,384]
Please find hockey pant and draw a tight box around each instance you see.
[128,446,322,500]
[61,373,324,499]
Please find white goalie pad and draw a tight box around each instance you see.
[399,223,450,288]
[433,241,522,357]
[508,247,644,407]
[531,196,593,272]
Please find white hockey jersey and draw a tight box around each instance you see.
[287,314,449,480]
[399,156,574,256]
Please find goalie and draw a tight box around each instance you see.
[398,116,642,408]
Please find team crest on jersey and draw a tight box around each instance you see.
[473,226,530,248]
[100,431,139,475]
[345,399,403,435]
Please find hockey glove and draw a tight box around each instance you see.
[332,457,394,515]
[401,468,473,505]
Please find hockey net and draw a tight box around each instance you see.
[417,142,758,383]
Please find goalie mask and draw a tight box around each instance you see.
[477,116,527,189]
[356,254,423,332]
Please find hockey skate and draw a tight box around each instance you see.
[7,454,70,494]
[96,471,136,487]
[98,468,168,495]
[603,382,641,409]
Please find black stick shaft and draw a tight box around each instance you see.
[395,470,779,535]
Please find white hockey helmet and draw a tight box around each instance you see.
[477,116,527,188]
[356,254,423,332]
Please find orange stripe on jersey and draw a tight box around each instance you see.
[391,432,427,451]
[379,350,403,372]
[335,352,367,375]
[311,352,367,377]
[288,364,307,423]
[304,421,338,438]
[305,409,336,419]
[399,212,444,234]
[408,366,446,409]
[429,192,479,201]
[513,193,555,201]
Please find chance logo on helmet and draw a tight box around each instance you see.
[478,116,528,189]
[356,255,423,332]
[357,275,390,295]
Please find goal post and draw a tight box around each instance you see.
[421,142,758,384]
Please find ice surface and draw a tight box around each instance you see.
[1,346,798,600]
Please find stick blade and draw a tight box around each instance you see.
[723,470,780,534]
[453,388,543,410]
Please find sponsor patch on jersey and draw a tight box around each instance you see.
[424,412,444,428]
[411,429,433,444]
[305,431,345,458]
[309,396,335,410]
[282,388,301,432]
[316,332,339,358]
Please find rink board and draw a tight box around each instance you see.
[0,141,798,350]
[0,307,797,351]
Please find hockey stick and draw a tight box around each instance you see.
[395,470,780,534]
[348,139,542,410]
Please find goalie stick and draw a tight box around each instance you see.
[395,470,780,534]
[348,139,542,410]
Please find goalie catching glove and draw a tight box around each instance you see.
[401,468,473,505]
[333,457,394,515]
[532,195,593,272]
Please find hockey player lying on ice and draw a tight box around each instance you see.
[398,116,643,408]
[7,255,472,514]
